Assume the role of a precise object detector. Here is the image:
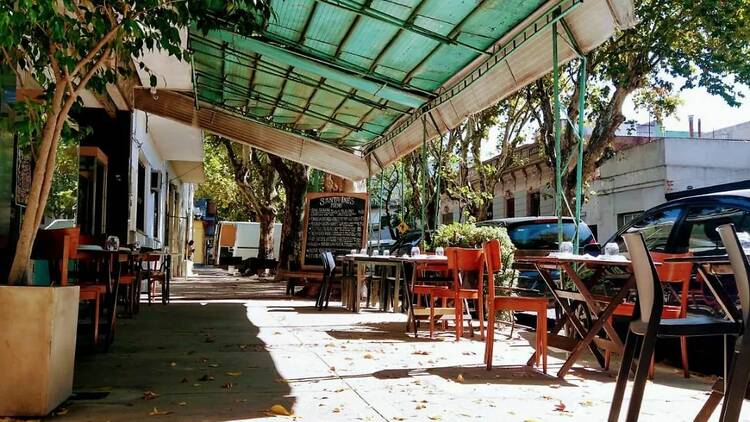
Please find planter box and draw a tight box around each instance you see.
[0,285,79,416]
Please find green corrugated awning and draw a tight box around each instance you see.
[177,0,635,178]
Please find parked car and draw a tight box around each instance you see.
[388,229,431,257]
[478,216,597,292]
[596,189,750,313]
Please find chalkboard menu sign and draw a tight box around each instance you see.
[301,192,368,268]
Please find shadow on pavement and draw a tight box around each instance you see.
[50,302,293,422]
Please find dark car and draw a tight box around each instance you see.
[478,216,597,292]
[598,189,750,313]
[387,230,431,257]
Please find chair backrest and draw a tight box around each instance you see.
[32,227,80,286]
[320,252,330,276]
[482,240,502,300]
[623,232,664,324]
[716,224,750,323]
[447,247,484,290]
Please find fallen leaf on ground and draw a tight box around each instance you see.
[208,363,220,368]
[225,371,242,376]
[180,377,189,384]
[456,374,464,383]
[549,384,561,389]
[204,336,215,343]
[332,407,341,413]
[192,383,201,387]
[363,353,373,359]
[169,362,176,367]
[222,382,233,390]
[267,404,292,416]
[143,391,159,400]
[554,401,567,412]
[413,350,429,355]
[177,401,187,406]
[329,366,336,371]
[198,374,214,382]
[149,407,172,416]
[580,400,594,407]
[428,415,441,420]
[275,378,288,384]
[55,408,69,416]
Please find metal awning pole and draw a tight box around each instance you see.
[552,21,563,245]
[379,169,384,250]
[574,58,587,251]
[421,115,428,248]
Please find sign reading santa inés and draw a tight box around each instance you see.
[301,192,369,268]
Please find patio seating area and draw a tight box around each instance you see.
[46,268,743,422]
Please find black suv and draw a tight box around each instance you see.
[478,216,597,292]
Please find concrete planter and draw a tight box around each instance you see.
[0,285,80,416]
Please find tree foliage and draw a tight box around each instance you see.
[0,0,271,283]
[534,0,750,204]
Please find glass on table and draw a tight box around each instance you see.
[604,242,620,256]
[371,249,380,256]
[559,241,574,255]
[435,246,445,257]
[351,249,357,255]
[359,248,367,255]
[410,246,421,257]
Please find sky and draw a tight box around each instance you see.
[622,85,750,133]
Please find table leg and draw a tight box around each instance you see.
[394,264,401,313]
[534,265,606,377]
[355,262,364,313]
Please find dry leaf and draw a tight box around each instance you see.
[169,362,177,367]
[580,400,594,407]
[549,384,561,389]
[192,383,201,387]
[56,408,69,416]
[267,404,292,416]
[180,377,189,384]
[149,407,172,416]
[333,407,341,413]
[222,382,233,390]
[177,401,187,406]
[198,374,214,382]
[225,371,242,377]
[554,401,567,412]
[413,350,429,355]
[428,416,441,420]
[143,390,159,400]
[363,353,373,359]
[456,374,465,383]
[208,363,220,368]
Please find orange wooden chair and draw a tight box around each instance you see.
[483,239,549,372]
[142,254,166,304]
[428,248,485,341]
[33,227,104,345]
[411,259,452,337]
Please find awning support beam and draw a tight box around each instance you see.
[209,31,429,108]
[314,0,490,56]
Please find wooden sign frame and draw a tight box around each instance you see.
[301,192,369,270]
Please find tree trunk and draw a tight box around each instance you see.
[257,210,274,261]
[270,157,308,274]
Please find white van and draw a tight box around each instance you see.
[215,221,283,264]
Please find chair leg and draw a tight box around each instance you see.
[93,297,100,345]
[625,332,658,422]
[680,336,689,378]
[455,298,463,341]
[719,335,750,422]
[429,296,436,339]
[608,331,639,422]
[324,277,335,309]
[539,309,547,374]
[478,294,485,341]
[485,311,495,370]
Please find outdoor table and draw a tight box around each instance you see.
[341,254,405,313]
[77,245,133,349]
[515,254,635,378]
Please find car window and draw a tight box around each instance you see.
[682,205,750,255]
[508,222,594,250]
[618,207,681,252]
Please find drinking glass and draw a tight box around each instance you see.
[372,249,380,256]
[604,242,620,256]
[435,246,445,257]
[350,249,357,255]
[359,248,367,255]
[382,250,390,257]
[410,246,421,257]
[559,241,574,255]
